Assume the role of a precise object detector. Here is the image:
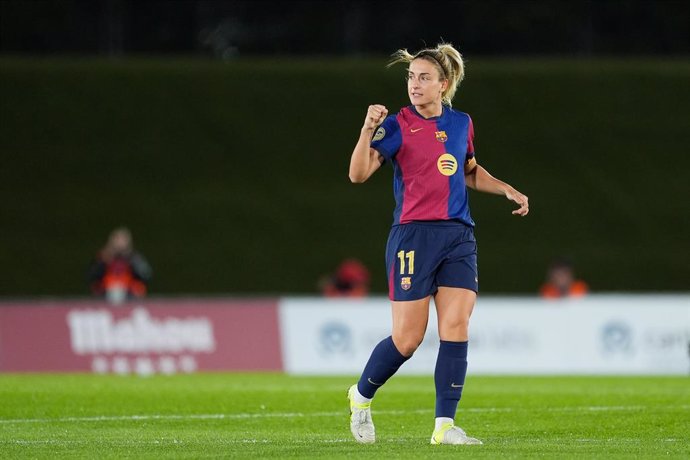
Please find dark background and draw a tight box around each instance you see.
[1,0,689,296]
[0,0,690,57]
[2,0,690,57]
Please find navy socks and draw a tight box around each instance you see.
[356,336,469,417]
[434,340,469,418]
[357,336,410,399]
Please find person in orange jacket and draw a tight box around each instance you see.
[540,257,588,299]
[87,227,152,304]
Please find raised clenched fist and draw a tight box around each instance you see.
[363,104,388,130]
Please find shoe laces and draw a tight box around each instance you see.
[353,406,371,424]
[437,423,464,437]
[450,425,466,435]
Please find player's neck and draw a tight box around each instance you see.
[414,101,443,119]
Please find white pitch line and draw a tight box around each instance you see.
[0,408,509,425]
[2,438,416,446]
[3,437,681,446]
[0,405,686,425]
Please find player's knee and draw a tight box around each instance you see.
[393,334,423,357]
[439,317,470,338]
[455,317,470,332]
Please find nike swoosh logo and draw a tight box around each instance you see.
[368,378,383,386]
[451,383,464,388]
[410,127,423,133]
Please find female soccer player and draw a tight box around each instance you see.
[347,43,529,445]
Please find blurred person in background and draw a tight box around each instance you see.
[87,227,152,305]
[539,257,589,299]
[346,42,529,446]
[321,258,371,297]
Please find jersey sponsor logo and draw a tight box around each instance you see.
[373,127,386,141]
[435,131,448,142]
[410,127,423,133]
[401,276,412,290]
[437,153,458,176]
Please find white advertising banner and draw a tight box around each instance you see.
[278,295,690,375]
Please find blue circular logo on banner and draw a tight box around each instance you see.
[601,321,633,353]
[319,322,352,354]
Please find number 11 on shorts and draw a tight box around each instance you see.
[397,250,415,275]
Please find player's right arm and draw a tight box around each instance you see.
[349,105,388,183]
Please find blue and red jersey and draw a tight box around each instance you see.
[371,105,475,226]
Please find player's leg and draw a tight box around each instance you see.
[430,233,482,445]
[431,286,481,445]
[357,297,430,397]
[357,222,435,398]
[435,286,475,415]
[349,297,430,443]
[349,223,435,443]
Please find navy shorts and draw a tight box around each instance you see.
[385,221,478,301]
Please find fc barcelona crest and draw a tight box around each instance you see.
[401,277,412,291]
[435,131,448,143]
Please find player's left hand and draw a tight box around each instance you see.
[506,189,529,216]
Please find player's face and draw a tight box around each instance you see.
[407,58,447,107]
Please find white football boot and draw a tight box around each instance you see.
[347,384,375,443]
[430,423,483,445]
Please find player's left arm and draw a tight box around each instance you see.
[462,115,528,216]
[465,162,529,216]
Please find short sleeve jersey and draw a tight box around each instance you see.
[371,105,476,226]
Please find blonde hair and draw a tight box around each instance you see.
[389,43,465,106]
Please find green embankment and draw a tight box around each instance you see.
[1,58,689,295]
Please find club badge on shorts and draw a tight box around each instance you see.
[401,277,412,291]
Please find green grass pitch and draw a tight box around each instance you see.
[0,374,688,458]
